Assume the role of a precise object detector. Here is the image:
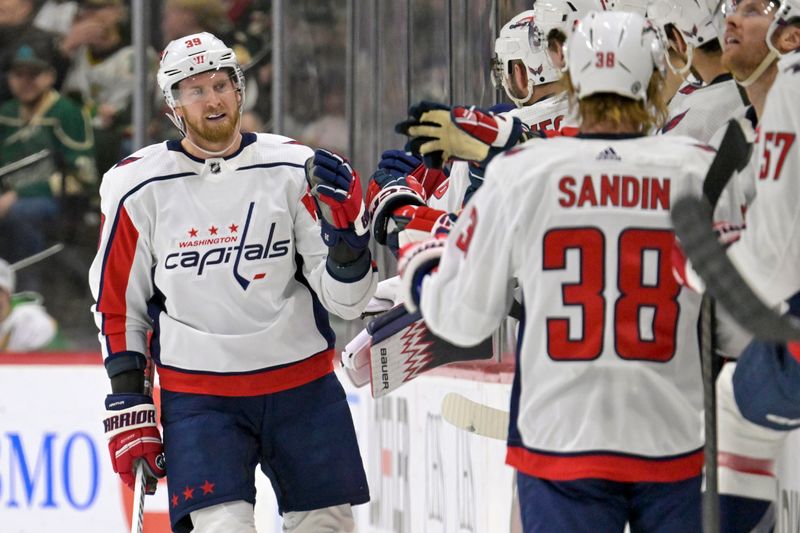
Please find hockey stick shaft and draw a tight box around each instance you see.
[441,393,509,440]
[9,244,64,271]
[700,295,720,532]
[130,461,146,533]
[671,196,800,341]
[129,356,156,532]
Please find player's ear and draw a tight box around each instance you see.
[512,62,528,90]
[775,24,800,54]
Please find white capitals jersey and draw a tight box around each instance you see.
[427,94,575,212]
[420,134,716,482]
[660,74,748,143]
[728,52,800,307]
[89,133,377,395]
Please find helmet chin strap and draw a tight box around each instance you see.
[505,76,535,108]
[666,45,693,77]
[736,50,778,87]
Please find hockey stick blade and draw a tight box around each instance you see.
[130,461,146,533]
[441,393,509,440]
[671,195,800,341]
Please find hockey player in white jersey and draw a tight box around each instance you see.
[706,2,800,530]
[647,0,750,141]
[399,12,715,532]
[89,32,377,533]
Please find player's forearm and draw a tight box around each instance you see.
[110,369,145,394]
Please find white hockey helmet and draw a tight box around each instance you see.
[566,11,666,101]
[766,0,800,55]
[157,32,245,133]
[492,1,605,106]
[647,0,719,49]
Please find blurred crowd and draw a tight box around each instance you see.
[0,0,284,350]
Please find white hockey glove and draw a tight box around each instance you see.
[397,238,446,313]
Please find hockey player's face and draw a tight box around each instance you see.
[721,0,776,76]
[175,70,240,145]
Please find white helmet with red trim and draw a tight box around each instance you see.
[157,32,245,134]
[492,0,604,107]
[566,11,666,101]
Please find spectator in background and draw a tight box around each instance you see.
[161,0,233,44]
[240,109,264,132]
[0,258,59,352]
[0,38,96,290]
[60,0,156,174]
[152,0,260,141]
[0,0,68,103]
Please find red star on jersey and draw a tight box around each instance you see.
[229,223,239,233]
[171,494,179,507]
[209,226,218,235]
[201,480,216,495]
[183,486,194,501]
[189,228,198,237]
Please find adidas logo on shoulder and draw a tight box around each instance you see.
[597,147,621,161]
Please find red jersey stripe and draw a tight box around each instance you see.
[506,445,703,482]
[157,349,335,396]
[99,207,140,354]
[718,452,775,477]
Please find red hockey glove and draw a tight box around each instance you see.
[397,238,447,313]
[408,162,450,200]
[395,101,527,168]
[305,149,370,251]
[103,393,166,495]
[366,168,426,246]
[385,204,455,256]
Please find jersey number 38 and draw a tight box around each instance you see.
[543,227,679,363]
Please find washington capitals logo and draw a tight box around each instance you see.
[529,64,544,77]
[164,202,290,290]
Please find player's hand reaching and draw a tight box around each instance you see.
[103,393,166,495]
[305,149,370,251]
[378,149,450,199]
[366,168,426,248]
[395,101,528,169]
[397,237,447,313]
[377,149,422,178]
